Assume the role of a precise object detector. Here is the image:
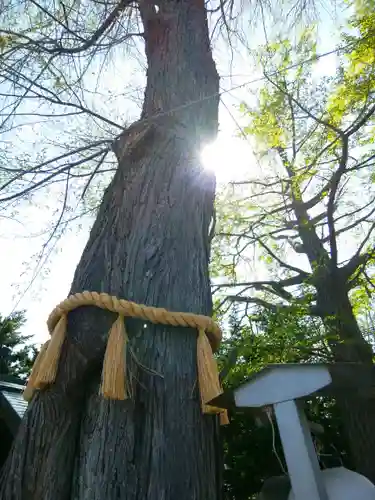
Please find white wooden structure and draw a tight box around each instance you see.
[209,364,375,500]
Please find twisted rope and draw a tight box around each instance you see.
[48,291,222,351]
[24,291,228,424]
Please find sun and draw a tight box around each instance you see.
[201,136,254,183]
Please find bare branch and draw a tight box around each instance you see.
[81,151,109,199]
[16,0,138,55]
[322,204,375,243]
[256,237,310,278]
[2,63,124,130]
[346,102,375,136]
[0,148,109,202]
[326,136,349,268]
[0,140,111,193]
[342,225,375,281]
[226,295,283,311]
[213,275,307,292]
[226,295,321,316]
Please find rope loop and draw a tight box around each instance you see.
[47,291,222,351]
[24,291,228,425]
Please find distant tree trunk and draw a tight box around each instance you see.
[292,188,375,482]
[0,2,221,499]
[317,276,375,483]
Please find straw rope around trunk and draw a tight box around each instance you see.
[23,291,229,425]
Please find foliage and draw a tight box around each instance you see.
[0,311,37,380]
[212,10,375,328]
[328,1,375,129]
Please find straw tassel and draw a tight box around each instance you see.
[23,340,50,401]
[203,404,230,426]
[101,314,128,400]
[197,328,223,406]
[34,314,67,388]
[220,410,229,426]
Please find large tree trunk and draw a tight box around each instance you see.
[317,278,375,483]
[0,2,221,499]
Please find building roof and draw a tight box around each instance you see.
[0,379,27,435]
[1,381,27,417]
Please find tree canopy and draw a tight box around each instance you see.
[0,311,37,380]
[213,5,375,329]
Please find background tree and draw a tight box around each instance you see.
[0,311,37,380]
[213,11,375,481]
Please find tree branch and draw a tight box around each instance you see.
[346,102,375,136]
[342,226,375,281]
[264,72,345,138]
[256,237,310,278]
[226,295,322,316]
[322,204,375,243]
[0,148,109,202]
[213,275,307,292]
[23,0,137,55]
[0,140,111,194]
[2,63,124,130]
[326,135,349,268]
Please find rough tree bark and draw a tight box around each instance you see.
[317,275,375,483]
[289,173,375,482]
[0,1,222,499]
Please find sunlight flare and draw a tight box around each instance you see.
[201,136,254,183]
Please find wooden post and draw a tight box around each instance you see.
[274,400,329,500]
